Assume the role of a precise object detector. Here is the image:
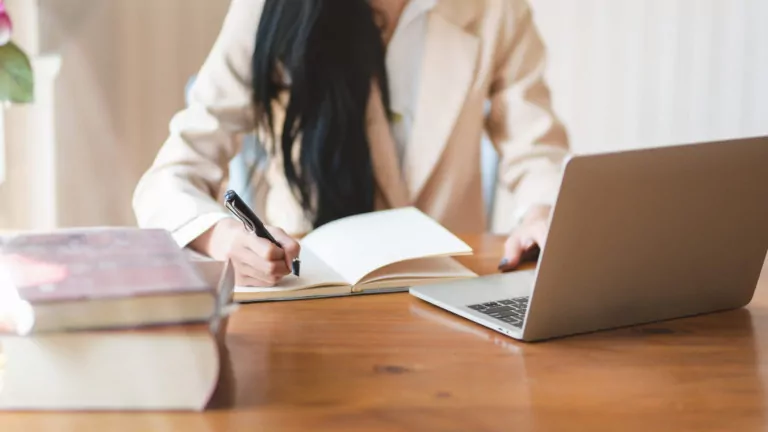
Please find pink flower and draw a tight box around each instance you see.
[0,0,12,47]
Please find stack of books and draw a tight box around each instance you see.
[0,227,235,411]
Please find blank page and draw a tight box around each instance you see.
[302,207,472,285]
[358,256,477,285]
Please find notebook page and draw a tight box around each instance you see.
[302,207,472,285]
[235,247,348,293]
[357,256,477,285]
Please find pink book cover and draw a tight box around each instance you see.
[0,228,212,305]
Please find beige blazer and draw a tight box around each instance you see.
[133,0,570,247]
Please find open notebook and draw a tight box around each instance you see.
[235,208,477,302]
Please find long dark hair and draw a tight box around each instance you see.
[251,0,390,228]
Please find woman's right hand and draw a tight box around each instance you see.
[191,218,301,287]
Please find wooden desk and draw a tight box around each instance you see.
[3,235,767,431]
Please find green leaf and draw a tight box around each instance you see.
[0,42,34,104]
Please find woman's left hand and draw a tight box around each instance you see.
[498,204,552,272]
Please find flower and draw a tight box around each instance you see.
[0,0,11,47]
[0,0,34,103]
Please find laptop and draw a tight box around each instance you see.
[410,136,768,341]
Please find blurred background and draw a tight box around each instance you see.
[1,0,767,232]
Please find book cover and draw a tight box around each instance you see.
[0,228,210,305]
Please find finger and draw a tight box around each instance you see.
[529,222,549,248]
[499,234,524,272]
[266,226,301,268]
[233,244,290,280]
[241,235,285,261]
[232,258,264,281]
[516,230,543,265]
[231,258,277,287]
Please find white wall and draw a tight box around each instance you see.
[529,0,768,154]
[8,0,766,229]
[0,1,61,230]
[35,0,230,227]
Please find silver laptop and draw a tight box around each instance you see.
[410,136,768,341]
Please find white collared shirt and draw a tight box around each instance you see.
[386,0,437,168]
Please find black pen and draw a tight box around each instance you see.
[224,189,300,277]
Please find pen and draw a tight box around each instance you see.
[224,189,301,277]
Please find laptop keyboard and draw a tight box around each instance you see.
[467,297,529,328]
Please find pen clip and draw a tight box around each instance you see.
[225,201,256,233]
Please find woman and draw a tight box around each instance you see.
[133,0,570,287]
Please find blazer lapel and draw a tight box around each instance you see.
[366,84,410,208]
[403,11,480,201]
